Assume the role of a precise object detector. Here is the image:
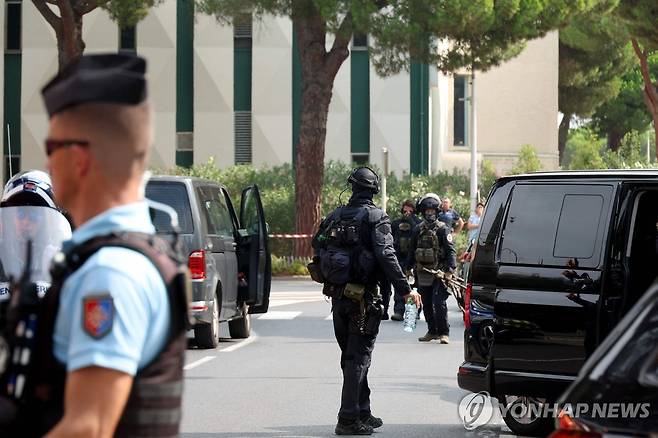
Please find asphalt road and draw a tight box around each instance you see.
[180,278,517,438]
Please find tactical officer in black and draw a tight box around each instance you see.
[311,167,421,436]
[380,199,421,321]
[407,193,456,344]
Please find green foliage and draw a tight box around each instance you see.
[198,0,604,75]
[591,54,658,144]
[616,0,658,51]
[566,128,608,169]
[271,256,309,276]
[559,11,634,118]
[99,0,164,26]
[509,145,543,175]
[566,127,657,169]
[157,159,493,257]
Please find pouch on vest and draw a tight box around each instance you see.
[343,282,366,302]
[319,247,350,284]
[307,259,325,284]
[415,248,437,264]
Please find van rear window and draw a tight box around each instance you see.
[145,182,194,234]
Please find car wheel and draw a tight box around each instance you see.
[194,293,221,349]
[228,304,251,339]
[500,395,554,437]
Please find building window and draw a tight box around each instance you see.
[5,1,21,53]
[234,111,252,164]
[352,153,369,165]
[234,14,252,164]
[119,26,136,52]
[352,33,368,50]
[454,75,469,147]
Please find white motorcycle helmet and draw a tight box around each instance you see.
[1,170,57,208]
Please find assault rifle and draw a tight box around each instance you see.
[422,267,467,313]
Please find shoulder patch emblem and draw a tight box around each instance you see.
[83,294,114,339]
[446,233,453,243]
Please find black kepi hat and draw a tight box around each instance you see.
[41,53,147,117]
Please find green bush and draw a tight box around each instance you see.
[158,159,494,258]
[510,145,542,174]
[271,256,309,276]
[566,128,657,170]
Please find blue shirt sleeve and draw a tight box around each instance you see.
[63,265,151,375]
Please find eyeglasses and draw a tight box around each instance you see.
[45,139,89,156]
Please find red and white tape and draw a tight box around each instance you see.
[268,234,312,239]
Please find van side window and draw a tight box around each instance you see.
[198,187,234,238]
[554,194,604,259]
[500,184,612,268]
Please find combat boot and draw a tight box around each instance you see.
[335,420,373,435]
[418,332,440,342]
[360,414,383,429]
[390,313,403,321]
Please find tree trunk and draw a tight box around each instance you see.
[56,10,85,70]
[607,130,624,151]
[558,113,571,166]
[632,40,658,159]
[292,10,351,258]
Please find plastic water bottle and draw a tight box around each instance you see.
[403,297,417,332]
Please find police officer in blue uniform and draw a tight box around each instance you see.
[312,167,421,436]
[1,54,189,437]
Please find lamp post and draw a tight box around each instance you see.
[469,71,478,214]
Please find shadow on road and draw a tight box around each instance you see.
[181,422,516,438]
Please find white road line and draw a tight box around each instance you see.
[220,331,259,353]
[269,299,321,308]
[257,311,302,320]
[184,355,217,370]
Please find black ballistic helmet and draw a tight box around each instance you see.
[417,193,441,214]
[348,166,380,194]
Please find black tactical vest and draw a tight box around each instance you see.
[17,232,190,437]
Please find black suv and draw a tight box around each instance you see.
[458,170,658,436]
[145,176,271,349]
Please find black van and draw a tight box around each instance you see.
[458,170,658,436]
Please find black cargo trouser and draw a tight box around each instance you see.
[332,296,381,421]
[378,280,405,316]
[417,279,450,335]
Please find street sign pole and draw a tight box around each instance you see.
[382,147,389,214]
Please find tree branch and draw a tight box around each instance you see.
[631,39,658,118]
[32,0,61,31]
[326,13,352,79]
[75,0,99,15]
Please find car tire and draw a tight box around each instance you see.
[499,395,554,437]
[194,293,221,349]
[228,304,251,339]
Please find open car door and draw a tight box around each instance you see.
[237,184,271,314]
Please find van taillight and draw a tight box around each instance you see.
[464,283,472,329]
[189,250,206,280]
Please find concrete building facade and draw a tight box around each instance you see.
[2,1,559,183]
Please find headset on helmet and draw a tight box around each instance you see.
[347,166,380,194]
[417,193,441,214]
[1,170,57,208]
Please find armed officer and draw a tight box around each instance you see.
[1,54,189,437]
[381,200,421,321]
[311,167,421,436]
[407,193,456,344]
